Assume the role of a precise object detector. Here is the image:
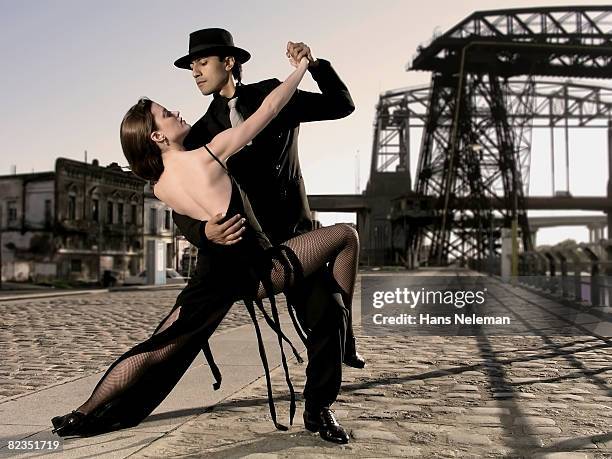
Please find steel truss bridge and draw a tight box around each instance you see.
[369,6,612,267]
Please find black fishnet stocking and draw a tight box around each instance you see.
[76,305,192,415]
[74,224,359,418]
[256,223,359,310]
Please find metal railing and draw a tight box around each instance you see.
[518,240,612,307]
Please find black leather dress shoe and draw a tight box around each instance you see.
[51,411,88,437]
[304,407,350,444]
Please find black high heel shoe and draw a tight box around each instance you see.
[51,410,88,437]
[343,336,366,369]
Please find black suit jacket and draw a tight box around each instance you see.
[173,58,354,252]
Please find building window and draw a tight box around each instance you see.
[71,259,82,273]
[68,195,76,220]
[44,199,52,227]
[107,201,114,224]
[131,204,137,224]
[166,242,173,268]
[92,198,99,222]
[8,200,17,223]
[164,209,171,230]
[118,203,124,224]
[149,208,157,234]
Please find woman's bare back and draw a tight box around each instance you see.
[153,147,232,221]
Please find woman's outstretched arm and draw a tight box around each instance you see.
[206,57,309,162]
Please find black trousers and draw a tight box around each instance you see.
[284,267,348,410]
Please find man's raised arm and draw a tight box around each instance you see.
[279,42,355,124]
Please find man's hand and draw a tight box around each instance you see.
[205,213,246,245]
[286,41,319,68]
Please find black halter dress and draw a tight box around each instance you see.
[68,145,305,434]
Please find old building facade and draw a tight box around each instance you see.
[0,172,55,281]
[0,158,146,283]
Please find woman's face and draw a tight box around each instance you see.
[150,102,191,146]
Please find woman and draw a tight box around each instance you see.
[51,55,359,437]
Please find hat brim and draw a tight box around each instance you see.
[174,46,251,69]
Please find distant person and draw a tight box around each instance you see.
[101,270,117,288]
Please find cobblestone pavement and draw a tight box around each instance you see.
[133,278,612,458]
[0,288,262,400]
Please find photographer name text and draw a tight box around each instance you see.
[371,313,511,326]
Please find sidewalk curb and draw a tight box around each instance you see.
[0,284,186,302]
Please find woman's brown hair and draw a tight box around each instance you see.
[120,98,164,181]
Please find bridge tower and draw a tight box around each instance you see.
[363,88,413,265]
[409,6,612,266]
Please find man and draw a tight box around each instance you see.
[172,28,362,444]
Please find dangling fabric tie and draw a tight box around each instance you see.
[251,299,303,363]
[242,245,307,429]
[257,292,297,426]
[287,303,308,346]
[243,298,287,430]
[201,342,222,390]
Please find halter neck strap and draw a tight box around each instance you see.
[203,144,229,173]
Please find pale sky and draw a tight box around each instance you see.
[2,0,611,245]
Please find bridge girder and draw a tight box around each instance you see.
[411,6,612,79]
[381,6,612,267]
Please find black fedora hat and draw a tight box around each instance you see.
[174,28,251,69]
